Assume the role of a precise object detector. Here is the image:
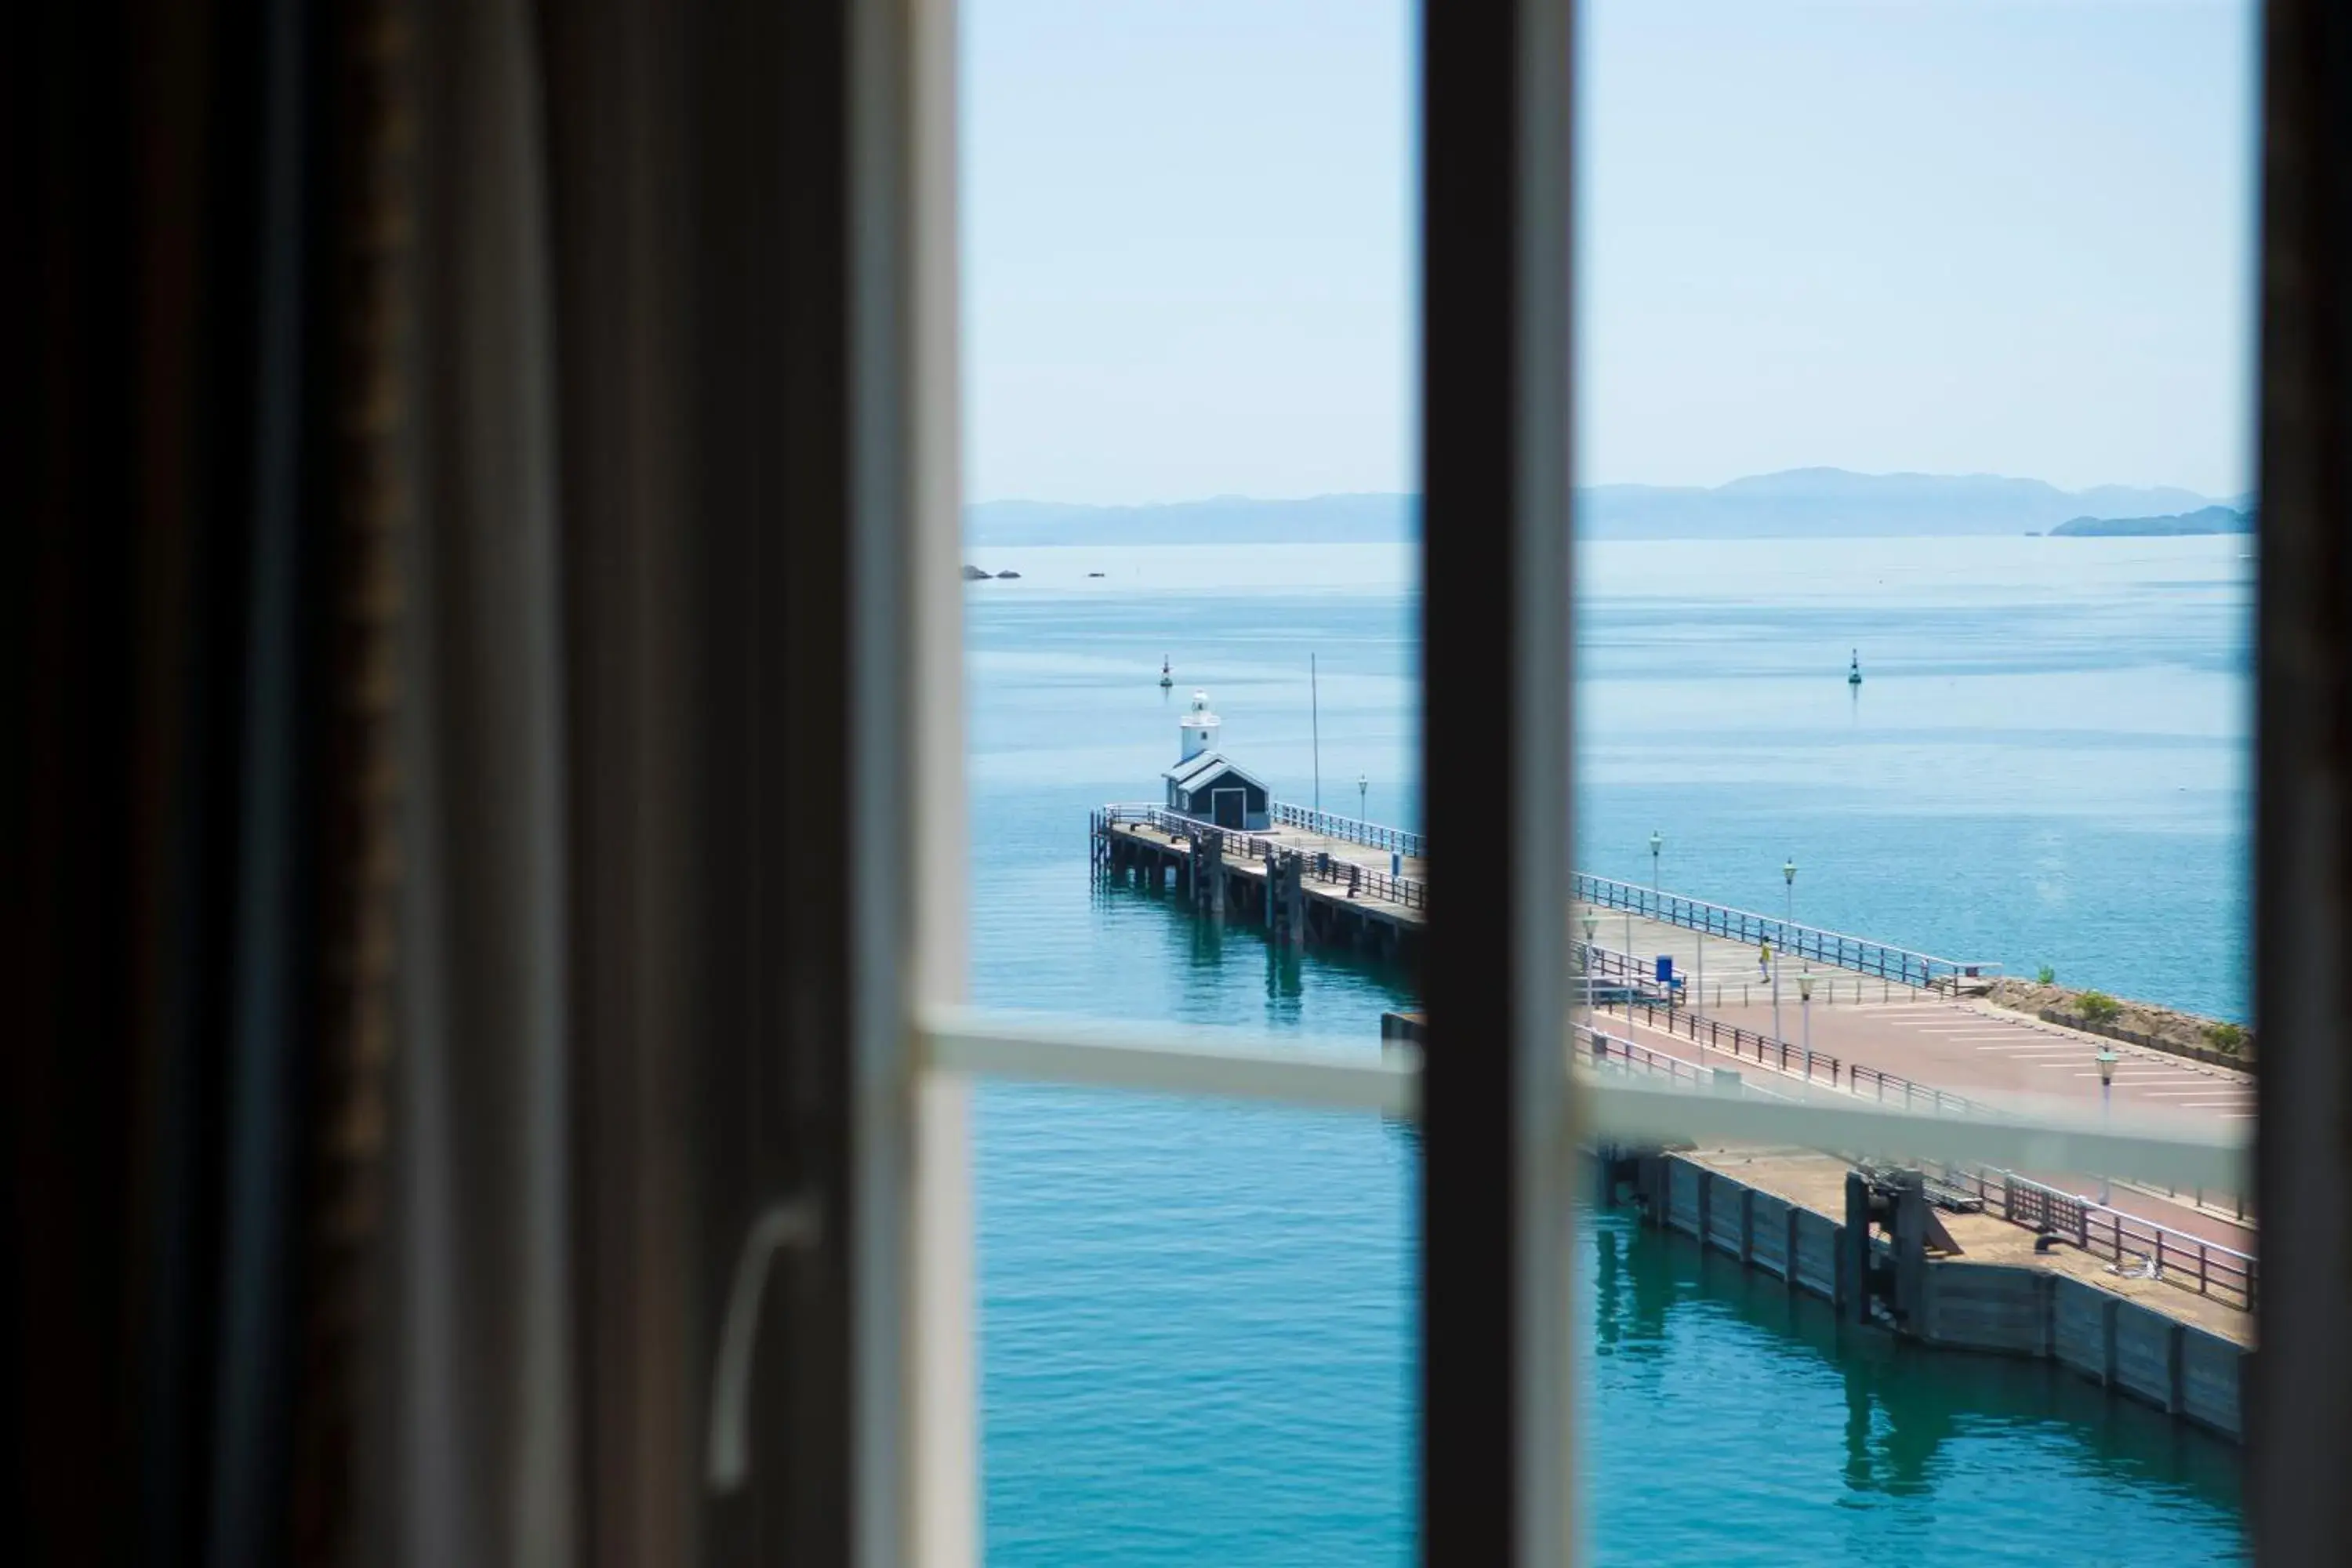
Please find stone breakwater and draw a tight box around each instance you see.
[1983,978,2250,1068]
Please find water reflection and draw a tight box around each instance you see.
[1586,1208,2243,1517]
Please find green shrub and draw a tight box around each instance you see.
[2076,990,2122,1024]
[2202,1021,2248,1053]
[2035,964,2056,985]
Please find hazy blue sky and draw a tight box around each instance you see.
[962,1,2259,504]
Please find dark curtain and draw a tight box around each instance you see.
[8,0,866,1565]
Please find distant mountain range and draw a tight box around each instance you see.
[2048,505,2252,538]
[968,492,1416,547]
[965,468,2230,546]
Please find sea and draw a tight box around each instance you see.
[965,535,2252,1565]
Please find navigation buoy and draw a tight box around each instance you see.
[1160,655,1174,689]
[1848,649,1864,687]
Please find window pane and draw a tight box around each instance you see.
[1574,0,2259,1558]
[961,2,1423,1560]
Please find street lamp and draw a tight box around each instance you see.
[1798,969,1814,1059]
[1581,909,1601,1036]
[2096,1047,2119,1203]
[1774,858,1797,1041]
[1649,829,1664,897]
[1357,771,1368,818]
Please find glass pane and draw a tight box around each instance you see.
[1574,0,2259,1559]
[961,2,1422,1560]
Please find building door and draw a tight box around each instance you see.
[1211,786,1246,829]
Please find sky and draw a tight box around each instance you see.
[961,1,2260,504]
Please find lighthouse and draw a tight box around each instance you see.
[1178,689,1220,760]
[1163,689,1269,830]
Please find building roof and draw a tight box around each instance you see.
[1161,751,1225,789]
[1160,750,1268,793]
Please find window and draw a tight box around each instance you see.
[851,2,2278,1563]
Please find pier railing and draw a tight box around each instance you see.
[1922,1162,2257,1311]
[1100,803,1429,912]
[1573,873,2001,993]
[1109,808,1998,995]
[1269,801,1425,858]
[1578,993,2253,1308]
[1572,1022,1712,1092]
[1571,1022,1797,1104]
[1597,995,1846,1090]
[1301,851,1426,911]
[1576,942,1676,1001]
[1849,1063,2001,1121]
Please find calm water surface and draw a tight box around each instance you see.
[967,537,2249,1564]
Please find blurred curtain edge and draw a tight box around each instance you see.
[9,0,858,1564]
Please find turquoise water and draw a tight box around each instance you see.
[967,536,2249,1563]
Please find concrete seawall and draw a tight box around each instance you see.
[1615,1149,2249,1443]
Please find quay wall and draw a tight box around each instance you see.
[1617,1150,2245,1443]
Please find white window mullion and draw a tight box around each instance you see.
[853,0,971,1563]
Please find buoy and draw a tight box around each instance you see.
[1159,655,1174,689]
[1848,649,1863,687]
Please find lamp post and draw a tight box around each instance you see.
[1775,857,1796,1040]
[1649,832,1668,1010]
[1798,969,1814,1060]
[1357,771,1367,819]
[1582,909,1601,1043]
[1694,898,1705,1012]
[2096,1047,2118,1203]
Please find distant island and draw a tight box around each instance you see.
[967,468,2234,546]
[2048,505,2252,538]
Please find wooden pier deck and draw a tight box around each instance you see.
[1092,804,1425,960]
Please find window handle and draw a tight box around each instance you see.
[705,1195,825,1493]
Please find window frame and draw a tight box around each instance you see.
[844,1,2288,1563]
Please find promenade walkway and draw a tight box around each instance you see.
[1581,905,2255,1257]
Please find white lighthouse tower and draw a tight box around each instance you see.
[1178,689,1220,761]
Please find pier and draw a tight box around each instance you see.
[1091,801,1427,963]
[1589,1143,2249,1441]
[1093,789,2259,1409]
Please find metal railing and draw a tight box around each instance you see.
[2119,1179,2252,1225]
[1596,994,1845,1089]
[1576,942,1675,1001]
[1849,1063,1999,1121]
[1112,807,1999,991]
[1573,1022,1711,1091]
[1573,873,2001,993]
[1112,809,1994,996]
[1100,804,1429,912]
[1922,1162,2257,1312]
[1572,1022,1792,1102]
[1269,800,1425,858]
[1300,848,1427,911]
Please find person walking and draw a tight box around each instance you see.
[1757,938,1773,983]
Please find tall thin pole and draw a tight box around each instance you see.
[2100,1068,2113,1205]
[1311,653,1321,811]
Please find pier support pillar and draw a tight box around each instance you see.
[1889,1171,1929,1330]
[1842,1172,1871,1323]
